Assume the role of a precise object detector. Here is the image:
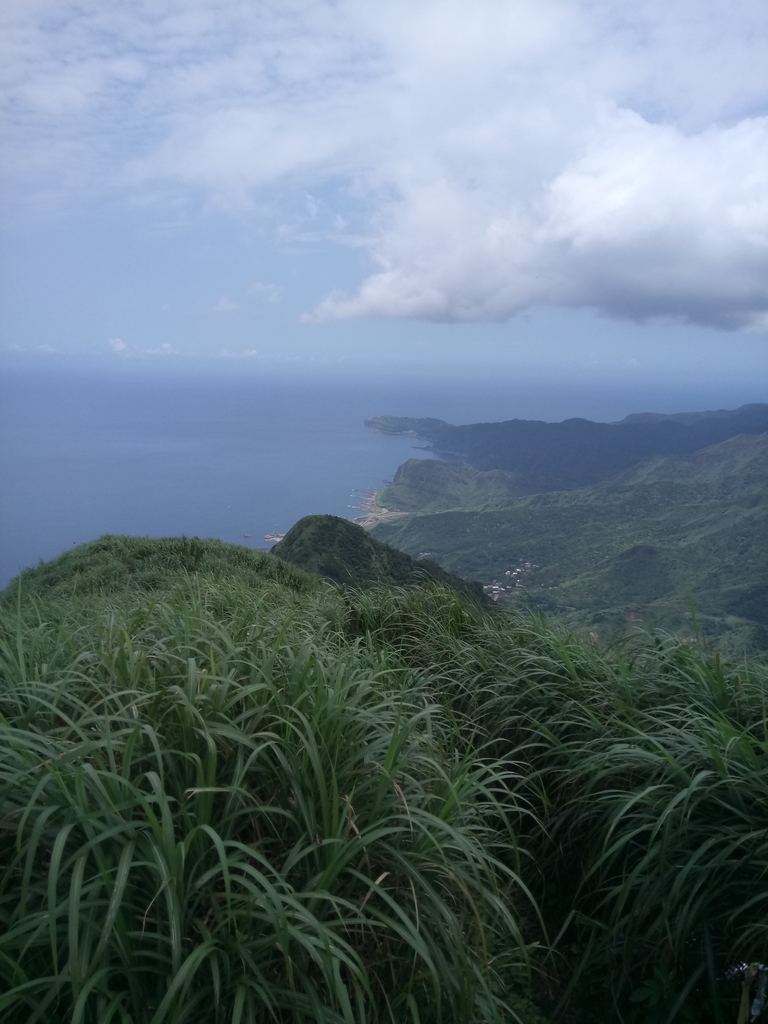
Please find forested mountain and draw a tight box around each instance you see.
[372,432,768,651]
[380,458,522,511]
[366,403,768,494]
[271,513,485,602]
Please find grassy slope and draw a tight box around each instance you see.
[1,537,537,1024]
[271,514,486,603]
[372,433,768,650]
[379,459,524,511]
[3,533,318,602]
[2,536,768,1021]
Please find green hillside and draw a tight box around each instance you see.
[380,458,523,511]
[271,514,485,602]
[2,536,768,1022]
[367,403,768,494]
[365,415,450,438]
[372,433,768,651]
[2,532,316,602]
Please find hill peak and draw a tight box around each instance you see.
[271,515,484,601]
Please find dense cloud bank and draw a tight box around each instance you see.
[2,0,767,331]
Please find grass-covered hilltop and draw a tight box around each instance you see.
[271,514,486,605]
[2,532,768,1023]
[368,406,768,652]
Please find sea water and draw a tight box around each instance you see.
[1,361,762,588]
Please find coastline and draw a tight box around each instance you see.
[352,489,410,530]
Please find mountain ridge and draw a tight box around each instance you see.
[366,403,768,495]
[271,514,485,603]
[371,431,768,651]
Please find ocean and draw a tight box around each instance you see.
[1,362,763,588]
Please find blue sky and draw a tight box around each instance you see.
[1,0,767,394]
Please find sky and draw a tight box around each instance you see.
[1,0,767,392]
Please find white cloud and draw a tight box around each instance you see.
[745,311,768,334]
[139,342,180,356]
[209,296,240,313]
[219,347,259,358]
[2,0,767,330]
[106,338,186,357]
[313,110,768,330]
[249,281,280,303]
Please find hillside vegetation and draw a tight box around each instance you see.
[367,403,768,494]
[380,459,523,511]
[2,535,768,1022]
[373,433,768,652]
[271,514,485,603]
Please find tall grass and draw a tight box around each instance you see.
[3,535,768,1021]
[0,580,536,1024]
[338,588,768,1021]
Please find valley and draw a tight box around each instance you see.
[368,410,768,651]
